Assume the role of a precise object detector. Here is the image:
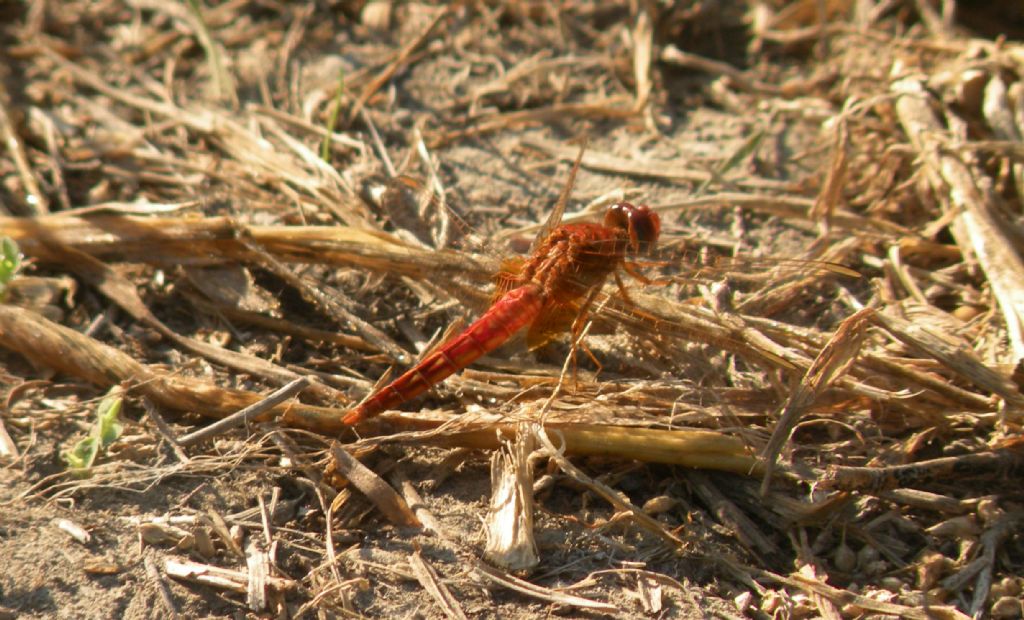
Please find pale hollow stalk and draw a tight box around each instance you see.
[483,423,539,572]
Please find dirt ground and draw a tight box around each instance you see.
[2,1,1024,618]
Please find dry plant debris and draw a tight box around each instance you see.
[1,1,1023,618]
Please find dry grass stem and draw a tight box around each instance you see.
[472,560,618,613]
[660,45,783,96]
[0,304,342,428]
[164,557,296,596]
[327,443,419,527]
[1,214,477,281]
[143,556,180,619]
[821,442,1024,493]
[760,568,970,620]
[346,4,455,125]
[0,81,48,215]
[408,549,469,620]
[521,137,795,191]
[536,426,684,548]
[176,377,309,447]
[366,414,762,474]
[893,74,1024,366]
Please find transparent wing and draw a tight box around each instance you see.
[529,140,587,255]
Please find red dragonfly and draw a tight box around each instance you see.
[342,149,857,425]
[343,148,660,425]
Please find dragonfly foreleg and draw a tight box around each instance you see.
[622,261,672,287]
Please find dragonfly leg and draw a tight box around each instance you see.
[575,336,602,381]
[622,261,672,287]
[613,270,667,328]
[614,270,639,306]
[568,287,604,388]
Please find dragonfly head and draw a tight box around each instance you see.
[605,202,661,255]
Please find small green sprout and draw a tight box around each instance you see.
[0,237,22,301]
[321,68,347,162]
[695,128,766,196]
[64,395,124,474]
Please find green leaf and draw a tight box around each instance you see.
[64,437,99,471]
[95,396,124,447]
[63,395,124,474]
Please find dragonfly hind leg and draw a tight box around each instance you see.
[612,270,667,334]
[567,287,604,388]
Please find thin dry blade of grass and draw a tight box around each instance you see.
[182,0,238,108]
[345,4,456,125]
[661,44,786,95]
[760,307,873,490]
[631,3,654,111]
[176,378,310,447]
[164,558,296,597]
[428,99,639,147]
[471,560,618,613]
[520,137,797,192]
[757,567,970,620]
[237,236,411,364]
[653,191,906,234]
[408,549,469,620]
[871,309,1024,410]
[535,425,684,548]
[686,470,780,559]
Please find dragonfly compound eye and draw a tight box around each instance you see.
[605,202,660,254]
[630,204,660,254]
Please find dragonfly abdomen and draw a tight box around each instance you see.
[342,285,544,424]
